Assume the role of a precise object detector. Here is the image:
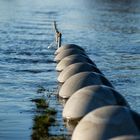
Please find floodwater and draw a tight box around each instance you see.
[0,0,140,139]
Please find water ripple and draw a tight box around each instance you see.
[0,0,140,139]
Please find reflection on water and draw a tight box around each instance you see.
[0,0,140,139]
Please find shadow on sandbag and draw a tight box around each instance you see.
[54,44,85,55]
[54,48,87,63]
[72,106,140,140]
[59,72,114,99]
[58,62,102,83]
[56,54,95,72]
[63,85,130,122]
[110,135,140,140]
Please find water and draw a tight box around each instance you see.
[0,0,140,139]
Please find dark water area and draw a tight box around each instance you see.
[0,0,140,139]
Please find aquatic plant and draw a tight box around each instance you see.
[37,86,46,93]
[32,114,55,140]
[44,108,57,115]
[31,86,67,140]
[32,104,57,140]
[31,98,48,109]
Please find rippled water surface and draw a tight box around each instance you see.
[0,0,140,139]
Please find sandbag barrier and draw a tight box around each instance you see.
[52,22,140,139]
[54,44,140,140]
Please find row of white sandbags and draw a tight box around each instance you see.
[54,44,140,140]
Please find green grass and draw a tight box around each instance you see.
[31,98,48,109]
[32,115,55,140]
[33,115,55,128]
[44,108,57,115]
[37,86,46,93]
[31,88,67,140]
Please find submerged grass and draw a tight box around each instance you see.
[31,98,48,109]
[37,86,46,94]
[32,114,55,140]
[44,108,57,115]
[33,115,55,129]
[31,87,67,140]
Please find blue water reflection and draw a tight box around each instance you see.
[0,0,140,139]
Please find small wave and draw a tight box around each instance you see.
[15,69,53,74]
[34,11,58,16]
[15,69,45,74]
[18,39,48,45]
[4,57,55,64]
[13,25,48,30]
[17,52,32,56]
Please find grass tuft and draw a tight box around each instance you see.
[44,108,57,115]
[31,98,48,109]
[31,87,67,140]
[37,86,46,94]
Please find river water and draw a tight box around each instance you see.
[0,0,140,139]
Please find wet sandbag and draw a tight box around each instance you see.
[58,62,102,83]
[72,106,140,140]
[59,72,113,98]
[54,48,86,62]
[55,44,85,55]
[110,135,140,140]
[56,54,95,72]
[63,85,129,121]
[130,110,140,131]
